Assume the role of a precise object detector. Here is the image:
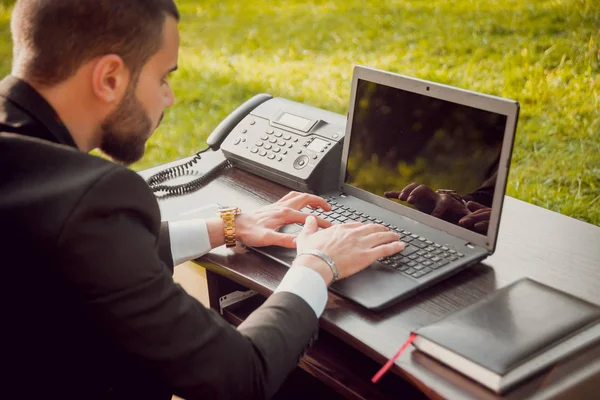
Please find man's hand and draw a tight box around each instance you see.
[235,191,332,248]
[293,216,405,285]
[385,183,468,222]
[458,201,492,234]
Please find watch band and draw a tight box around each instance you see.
[296,250,339,282]
[217,207,240,248]
[436,189,467,206]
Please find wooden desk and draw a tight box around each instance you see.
[148,155,600,400]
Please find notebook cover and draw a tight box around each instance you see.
[415,278,600,375]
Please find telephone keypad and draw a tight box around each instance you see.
[226,114,343,173]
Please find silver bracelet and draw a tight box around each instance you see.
[296,250,339,282]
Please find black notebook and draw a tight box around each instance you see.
[412,278,600,394]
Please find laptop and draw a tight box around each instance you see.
[254,65,519,311]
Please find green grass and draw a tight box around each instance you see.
[0,0,598,225]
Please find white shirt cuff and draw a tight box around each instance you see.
[274,265,328,318]
[169,219,212,266]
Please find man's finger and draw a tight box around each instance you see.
[459,217,474,228]
[384,191,402,199]
[355,223,390,235]
[466,210,491,224]
[278,191,302,202]
[340,222,363,229]
[369,241,405,260]
[459,214,474,228]
[399,182,419,201]
[466,201,487,212]
[407,184,436,206]
[263,231,297,249]
[473,221,489,234]
[459,210,491,229]
[314,215,332,228]
[431,195,453,218]
[300,215,319,236]
[283,193,330,211]
[361,231,401,248]
[281,209,331,227]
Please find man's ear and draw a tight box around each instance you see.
[91,55,130,104]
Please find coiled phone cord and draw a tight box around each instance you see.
[145,93,274,198]
[145,147,231,198]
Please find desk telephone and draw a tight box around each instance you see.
[146,94,347,196]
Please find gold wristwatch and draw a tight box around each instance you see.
[216,206,241,248]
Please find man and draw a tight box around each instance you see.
[0,1,405,399]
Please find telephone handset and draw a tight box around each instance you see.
[146,93,346,197]
[206,93,274,149]
[146,94,273,197]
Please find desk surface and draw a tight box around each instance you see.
[148,153,600,400]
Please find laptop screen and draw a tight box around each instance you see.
[345,79,508,236]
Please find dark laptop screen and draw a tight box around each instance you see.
[345,79,508,236]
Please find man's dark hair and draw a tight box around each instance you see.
[11,0,180,86]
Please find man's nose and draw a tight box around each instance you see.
[165,87,175,108]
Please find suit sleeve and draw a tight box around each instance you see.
[56,167,318,400]
[159,222,174,274]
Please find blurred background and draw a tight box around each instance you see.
[0,0,598,225]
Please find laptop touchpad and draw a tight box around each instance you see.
[331,264,419,311]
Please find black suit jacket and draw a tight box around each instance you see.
[0,76,318,399]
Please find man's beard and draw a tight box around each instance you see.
[99,84,155,165]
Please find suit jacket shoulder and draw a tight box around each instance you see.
[0,132,173,268]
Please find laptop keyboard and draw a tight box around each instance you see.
[301,199,465,280]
